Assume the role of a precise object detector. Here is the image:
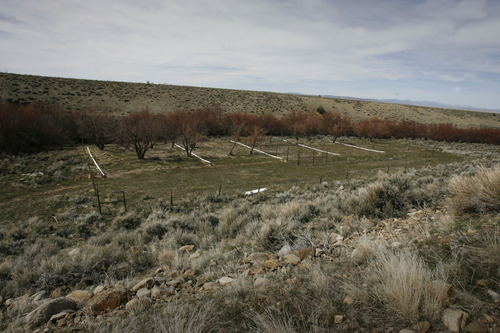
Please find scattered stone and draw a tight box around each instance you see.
[183,269,195,278]
[189,251,201,259]
[431,280,455,305]
[249,264,265,275]
[284,253,301,265]
[68,248,82,257]
[203,282,216,290]
[245,252,272,264]
[351,248,368,264]
[26,297,77,329]
[413,321,431,333]
[131,277,154,292]
[179,245,195,252]
[93,285,105,294]
[487,290,500,303]
[217,277,234,286]
[136,287,150,298]
[334,315,344,324]
[49,309,74,323]
[196,278,207,288]
[254,277,267,287]
[294,247,314,260]
[464,320,488,333]
[278,244,292,258]
[442,308,469,333]
[51,287,63,298]
[66,290,93,308]
[343,296,354,305]
[86,287,128,314]
[264,259,281,270]
[31,291,47,303]
[391,241,403,248]
[150,286,162,299]
[476,280,489,288]
[330,233,344,244]
[125,298,151,312]
[399,330,416,333]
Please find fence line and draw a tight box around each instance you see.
[174,144,213,166]
[230,140,285,161]
[87,147,106,178]
[336,142,385,153]
[283,139,341,156]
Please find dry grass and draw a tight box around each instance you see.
[448,165,500,215]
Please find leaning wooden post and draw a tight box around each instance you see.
[286,147,289,162]
[297,149,300,166]
[170,191,174,211]
[96,189,102,214]
[218,184,222,197]
[122,191,127,212]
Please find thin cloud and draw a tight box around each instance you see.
[1,0,499,109]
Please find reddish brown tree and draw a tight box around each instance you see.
[119,108,161,159]
[78,109,116,150]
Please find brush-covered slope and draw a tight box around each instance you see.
[1,72,499,128]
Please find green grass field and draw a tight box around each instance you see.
[0,136,464,226]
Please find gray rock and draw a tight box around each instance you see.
[25,297,77,329]
[131,277,154,293]
[442,308,468,333]
[136,287,151,298]
[86,287,128,314]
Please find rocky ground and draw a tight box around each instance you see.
[3,207,499,332]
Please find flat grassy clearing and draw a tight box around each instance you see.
[0,137,464,226]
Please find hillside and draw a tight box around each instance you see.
[1,72,499,128]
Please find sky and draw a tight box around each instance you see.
[1,0,500,110]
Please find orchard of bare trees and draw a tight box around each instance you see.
[1,100,499,156]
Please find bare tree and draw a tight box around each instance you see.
[78,109,116,150]
[120,108,161,159]
[248,123,266,155]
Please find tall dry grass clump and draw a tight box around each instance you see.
[345,247,450,323]
[448,165,500,215]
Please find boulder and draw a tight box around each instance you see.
[278,244,292,258]
[284,253,301,265]
[442,308,468,333]
[86,287,128,314]
[294,247,314,260]
[464,320,488,333]
[136,287,151,298]
[412,321,430,333]
[66,290,93,308]
[25,297,77,329]
[131,277,154,293]
[264,259,281,270]
[179,245,195,252]
[217,277,234,286]
[245,252,272,264]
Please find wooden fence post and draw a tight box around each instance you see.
[96,189,102,214]
[122,191,127,211]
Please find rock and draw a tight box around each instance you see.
[150,286,162,299]
[399,330,416,333]
[487,290,500,303]
[125,298,151,312]
[68,248,82,257]
[179,245,195,252]
[476,279,490,287]
[391,242,403,248]
[203,282,216,290]
[31,291,47,303]
[189,251,201,259]
[351,248,367,264]
[264,259,281,270]
[464,320,488,333]
[442,308,469,333]
[343,296,354,305]
[136,287,150,298]
[334,315,344,324]
[66,290,93,308]
[254,277,267,287]
[51,287,63,298]
[330,233,344,244]
[93,285,105,294]
[413,321,431,333]
[131,277,154,292]
[25,297,77,329]
[217,277,234,286]
[294,247,314,260]
[49,309,74,323]
[86,287,128,314]
[278,244,292,258]
[249,264,265,275]
[245,252,272,264]
[284,253,301,265]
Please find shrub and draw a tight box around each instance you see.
[448,165,500,215]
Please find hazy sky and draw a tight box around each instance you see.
[1,0,500,109]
